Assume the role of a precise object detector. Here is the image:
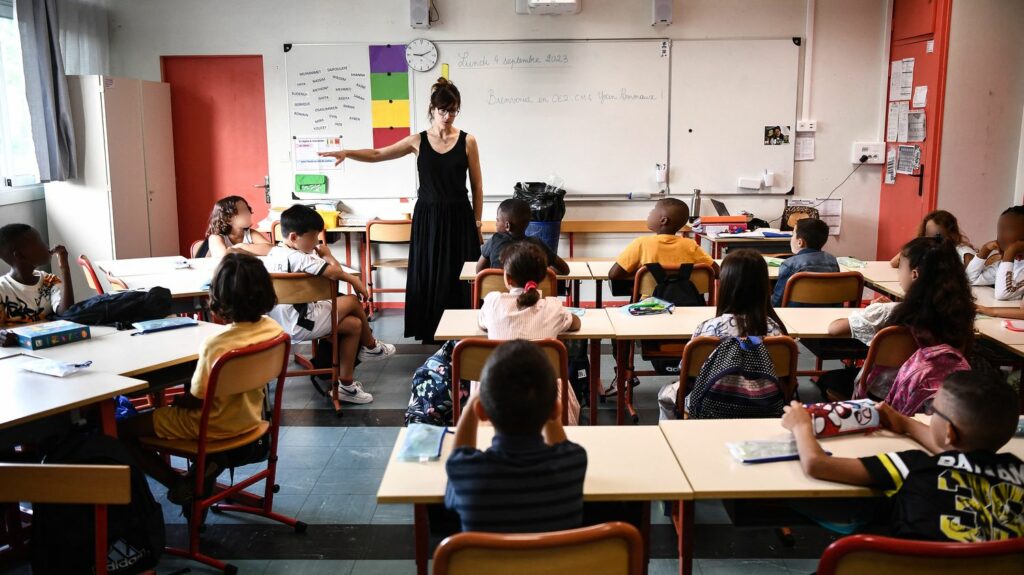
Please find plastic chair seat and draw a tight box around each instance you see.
[372,258,409,269]
[139,421,269,457]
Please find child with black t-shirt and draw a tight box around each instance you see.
[782,370,1023,542]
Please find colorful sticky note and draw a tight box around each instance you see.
[369,44,407,73]
[370,72,410,101]
[371,99,411,129]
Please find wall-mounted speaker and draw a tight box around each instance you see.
[411,0,430,29]
[652,0,672,26]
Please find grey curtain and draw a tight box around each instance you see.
[16,0,77,181]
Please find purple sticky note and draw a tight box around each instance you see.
[369,44,407,73]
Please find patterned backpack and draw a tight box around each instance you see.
[405,341,461,426]
[687,336,787,419]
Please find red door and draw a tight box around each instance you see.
[161,56,269,257]
[875,0,952,259]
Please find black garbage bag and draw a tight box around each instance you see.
[513,182,566,222]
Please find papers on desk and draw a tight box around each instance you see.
[99,256,190,277]
[0,354,91,378]
[727,439,799,464]
[714,229,792,239]
[131,317,199,335]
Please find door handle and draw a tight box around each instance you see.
[253,175,270,204]
[916,164,925,197]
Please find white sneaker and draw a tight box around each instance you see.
[337,381,373,404]
[358,340,396,362]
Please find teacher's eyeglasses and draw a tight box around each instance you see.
[437,108,460,118]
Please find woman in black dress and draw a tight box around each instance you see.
[320,78,482,342]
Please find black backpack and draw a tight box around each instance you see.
[32,434,165,574]
[57,287,173,328]
[646,263,705,374]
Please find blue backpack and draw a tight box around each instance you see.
[687,336,786,419]
[405,341,463,426]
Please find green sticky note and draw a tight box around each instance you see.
[295,174,327,194]
[370,72,409,101]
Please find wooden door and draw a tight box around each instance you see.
[161,56,269,257]
[140,81,181,257]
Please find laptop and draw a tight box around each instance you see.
[710,198,730,216]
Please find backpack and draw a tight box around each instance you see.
[406,341,460,426]
[687,336,787,419]
[57,287,173,328]
[32,433,165,574]
[646,263,705,374]
[565,339,590,408]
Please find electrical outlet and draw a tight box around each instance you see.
[851,141,885,164]
[796,120,817,132]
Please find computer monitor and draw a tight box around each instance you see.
[710,198,730,216]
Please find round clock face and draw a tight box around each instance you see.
[405,39,438,73]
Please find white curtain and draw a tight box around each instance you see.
[57,0,108,75]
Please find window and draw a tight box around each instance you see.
[0,8,40,187]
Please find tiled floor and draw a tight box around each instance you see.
[10,310,842,574]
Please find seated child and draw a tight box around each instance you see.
[966,205,1024,292]
[772,217,839,307]
[204,195,272,257]
[889,210,975,267]
[445,339,587,533]
[607,197,712,281]
[118,253,283,504]
[782,370,1023,542]
[0,224,74,344]
[478,242,582,423]
[477,198,568,274]
[264,205,394,404]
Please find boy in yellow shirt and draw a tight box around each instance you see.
[608,198,712,281]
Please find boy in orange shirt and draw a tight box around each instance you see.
[608,198,712,281]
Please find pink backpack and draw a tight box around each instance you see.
[885,343,969,415]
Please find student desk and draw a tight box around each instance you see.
[694,233,791,259]
[377,425,693,575]
[974,286,1022,308]
[840,261,899,285]
[458,260,594,307]
[434,309,613,425]
[659,417,1024,575]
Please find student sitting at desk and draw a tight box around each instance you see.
[607,197,712,282]
[0,223,74,344]
[888,210,975,267]
[445,340,587,533]
[966,205,1024,293]
[771,217,838,307]
[782,370,1023,542]
[202,195,272,258]
[477,198,568,274]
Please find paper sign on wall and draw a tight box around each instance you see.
[907,111,926,142]
[886,102,899,142]
[885,147,897,184]
[896,145,920,175]
[889,58,915,101]
[795,133,815,161]
[896,101,910,142]
[912,86,928,108]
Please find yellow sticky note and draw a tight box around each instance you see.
[441,63,449,80]
[371,99,411,129]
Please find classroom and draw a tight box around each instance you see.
[2,0,1024,573]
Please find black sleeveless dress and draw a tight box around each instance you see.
[405,130,481,341]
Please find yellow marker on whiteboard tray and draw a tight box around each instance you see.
[441,63,449,79]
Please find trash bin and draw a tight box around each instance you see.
[514,181,566,254]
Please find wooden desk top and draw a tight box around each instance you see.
[975,317,1024,347]
[841,261,900,285]
[605,307,853,340]
[660,418,1024,500]
[974,286,1023,308]
[459,261,593,281]
[774,307,855,338]
[706,236,791,245]
[377,426,693,504]
[586,260,616,281]
[434,309,614,341]
[0,326,119,361]
[0,355,147,430]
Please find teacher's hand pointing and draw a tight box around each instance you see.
[318,151,348,166]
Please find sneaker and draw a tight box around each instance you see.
[358,340,396,362]
[337,381,374,404]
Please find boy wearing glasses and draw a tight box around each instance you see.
[782,371,1024,542]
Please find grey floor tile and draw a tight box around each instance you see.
[698,559,789,575]
[298,493,377,524]
[694,500,732,525]
[348,560,418,575]
[649,559,683,575]
[281,426,349,448]
[277,445,336,469]
[314,466,386,494]
[339,427,401,447]
[370,503,414,525]
[258,560,356,574]
[326,445,394,469]
[782,558,820,574]
[155,557,270,574]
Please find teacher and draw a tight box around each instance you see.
[320,77,483,342]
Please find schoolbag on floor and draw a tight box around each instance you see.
[32,433,165,574]
[647,263,705,375]
[57,287,173,328]
[687,336,786,419]
[406,341,458,426]
[566,339,590,408]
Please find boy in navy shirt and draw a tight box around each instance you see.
[445,339,587,533]
[477,199,569,274]
[772,217,839,306]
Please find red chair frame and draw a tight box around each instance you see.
[471,268,559,309]
[817,533,1024,575]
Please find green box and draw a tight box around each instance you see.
[370,72,409,101]
[295,174,328,194]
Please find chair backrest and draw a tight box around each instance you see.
[270,272,337,305]
[190,239,206,258]
[632,263,717,305]
[472,268,558,309]
[206,332,292,397]
[0,463,130,504]
[432,521,643,575]
[817,533,1024,575]
[77,254,105,295]
[451,338,571,424]
[781,271,864,307]
[366,219,412,243]
[677,335,800,405]
[862,326,917,372]
[270,220,327,244]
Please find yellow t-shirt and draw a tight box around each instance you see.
[152,316,284,441]
[615,235,713,274]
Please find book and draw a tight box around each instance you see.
[806,399,881,437]
[11,320,91,350]
[131,317,199,335]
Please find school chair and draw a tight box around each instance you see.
[137,332,306,574]
[450,338,571,424]
[780,271,867,376]
[839,325,917,402]
[363,220,412,316]
[0,463,130,575]
[615,263,717,423]
[674,335,801,409]
[189,239,206,258]
[269,272,343,416]
[816,533,1024,575]
[78,253,127,294]
[471,268,558,309]
[432,521,643,575]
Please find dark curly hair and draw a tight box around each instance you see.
[916,209,971,250]
[209,253,277,323]
[205,196,253,238]
[886,236,975,350]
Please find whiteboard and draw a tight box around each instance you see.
[411,40,671,198]
[670,39,799,195]
[285,43,418,199]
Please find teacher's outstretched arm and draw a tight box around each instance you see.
[466,134,484,243]
[319,134,419,165]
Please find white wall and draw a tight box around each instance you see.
[937,0,1024,246]
[104,0,886,300]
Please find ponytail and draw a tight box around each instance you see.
[501,242,548,310]
[517,280,541,309]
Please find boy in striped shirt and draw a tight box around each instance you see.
[782,371,1023,542]
[445,339,587,533]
